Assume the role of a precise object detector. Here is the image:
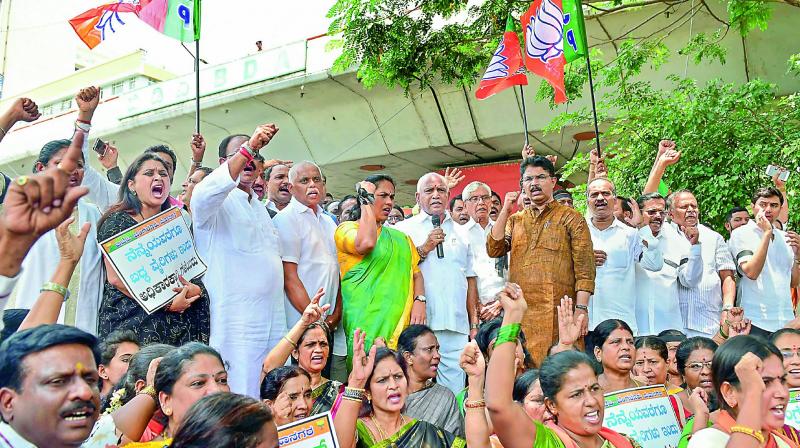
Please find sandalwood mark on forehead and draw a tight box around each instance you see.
[75,362,85,374]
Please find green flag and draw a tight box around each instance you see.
[658,179,669,196]
[140,0,200,42]
[562,0,587,63]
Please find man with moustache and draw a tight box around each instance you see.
[0,325,101,448]
[448,195,470,225]
[461,181,505,321]
[724,206,751,238]
[488,156,595,365]
[665,190,736,338]
[266,164,291,214]
[191,125,285,398]
[634,192,703,335]
[730,187,800,335]
[394,172,478,394]
[178,167,212,214]
[272,161,344,374]
[489,191,501,221]
[586,178,662,340]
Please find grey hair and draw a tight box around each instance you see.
[585,178,617,198]
[416,172,447,194]
[666,189,694,211]
[462,181,492,201]
[288,161,323,184]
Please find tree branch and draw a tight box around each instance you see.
[585,0,681,18]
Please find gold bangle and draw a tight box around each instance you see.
[40,282,69,301]
[137,385,156,399]
[283,336,297,349]
[730,425,765,444]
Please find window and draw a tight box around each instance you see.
[112,82,124,95]
[42,105,53,116]
[128,78,137,90]
[60,99,71,111]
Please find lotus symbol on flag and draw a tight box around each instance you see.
[483,43,511,80]
[525,0,564,63]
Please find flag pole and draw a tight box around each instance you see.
[519,85,529,146]
[194,37,200,133]
[584,50,601,157]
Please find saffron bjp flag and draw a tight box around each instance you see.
[139,0,200,42]
[475,16,528,100]
[69,1,141,49]
[522,0,569,103]
[70,0,200,50]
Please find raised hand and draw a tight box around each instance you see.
[421,228,445,255]
[595,159,609,179]
[545,155,558,166]
[190,133,206,163]
[479,300,502,321]
[168,276,201,313]
[98,142,118,170]
[755,210,772,233]
[248,123,278,151]
[557,296,584,347]
[502,191,519,212]
[499,283,527,322]
[657,140,676,159]
[10,97,41,123]
[443,167,465,190]
[348,329,377,389]
[659,149,681,167]
[75,86,100,121]
[357,181,376,195]
[688,386,709,416]
[55,218,90,265]
[681,225,700,245]
[1,130,88,239]
[786,231,800,259]
[589,148,601,166]
[299,288,330,326]
[521,143,535,160]
[735,352,765,394]
[146,357,163,389]
[459,341,485,379]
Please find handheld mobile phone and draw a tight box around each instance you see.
[779,170,791,182]
[92,138,107,156]
[766,164,780,177]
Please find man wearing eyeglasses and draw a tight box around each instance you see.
[394,172,479,394]
[487,156,595,365]
[634,192,703,335]
[461,181,506,322]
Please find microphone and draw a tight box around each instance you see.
[431,214,444,259]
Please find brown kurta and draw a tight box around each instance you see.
[486,201,595,365]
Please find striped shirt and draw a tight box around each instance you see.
[675,223,736,335]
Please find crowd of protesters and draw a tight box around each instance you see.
[0,86,796,448]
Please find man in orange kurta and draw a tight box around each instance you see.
[487,156,595,365]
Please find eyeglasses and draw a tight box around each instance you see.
[686,361,712,372]
[467,195,492,203]
[522,174,552,184]
[781,348,800,359]
[644,209,667,216]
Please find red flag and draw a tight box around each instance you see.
[69,2,141,49]
[476,16,528,100]
[522,0,568,103]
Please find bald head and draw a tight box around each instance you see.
[416,172,449,217]
[288,161,322,183]
[587,177,616,220]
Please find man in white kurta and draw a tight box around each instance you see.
[635,193,703,335]
[586,179,662,336]
[8,125,118,335]
[729,187,800,334]
[394,173,478,394]
[191,127,286,397]
[272,162,343,372]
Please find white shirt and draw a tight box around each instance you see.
[394,211,476,334]
[0,422,35,447]
[460,219,505,304]
[588,218,663,334]
[729,220,795,331]
[273,197,343,354]
[191,162,286,396]
[7,136,117,335]
[675,223,736,335]
[635,223,703,335]
[0,271,21,330]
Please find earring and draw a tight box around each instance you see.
[164,407,172,416]
[131,190,137,196]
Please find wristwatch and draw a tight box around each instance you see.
[575,304,588,311]
[414,295,427,303]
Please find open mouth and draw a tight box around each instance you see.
[294,410,309,420]
[68,176,81,187]
[382,206,392,216]
[151,184,165,199]
[61,406,95,424]
[699,380,713,388]
[788,368,800,376]
[771,404,786,418]
[252,184,264,195]
[618,354,632,363]
[430,362,439,372]
[387,393,402,405]
[595,201,607,209]
[584,410,601,425]
[310,354,325,364]
[242,162,255,174]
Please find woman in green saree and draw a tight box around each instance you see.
[485,284,642,448]
[333,329,465,448]
[334,175,426,368]
[260,290,343,415]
